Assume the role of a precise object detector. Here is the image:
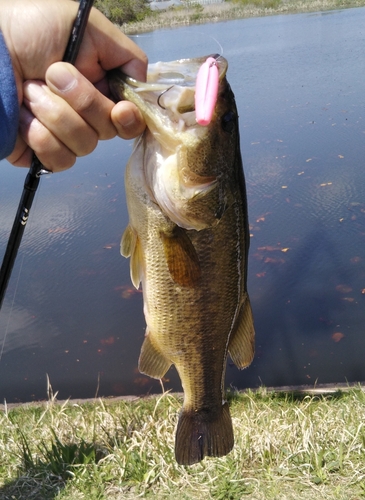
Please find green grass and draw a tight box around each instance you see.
[119,0,365,34]
[1,387,365,499]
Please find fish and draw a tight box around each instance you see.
[109,55,255,466]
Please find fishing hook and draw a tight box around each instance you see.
[157,85,174,110]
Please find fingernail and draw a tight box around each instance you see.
[120,110,137,129]
[47,64,77,93]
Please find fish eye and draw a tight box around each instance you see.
[221,111,236,133]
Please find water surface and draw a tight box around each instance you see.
[1,8,365,402]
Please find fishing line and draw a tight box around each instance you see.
[173,29,224,58]
[0,179,42,364]
[200,33,224,58]
[131,29,224,60]
[0,262,22,363]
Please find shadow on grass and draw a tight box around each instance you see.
[0,472,66,500]
[226,386,356,404]
[268,389,347,403]
[0,433,106,500]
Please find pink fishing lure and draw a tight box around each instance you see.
[195,57,219,126]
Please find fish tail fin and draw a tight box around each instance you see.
[175,402,234,466]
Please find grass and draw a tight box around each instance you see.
[1,386,365,499]
[3,6,365,498]
[120,0,365,34]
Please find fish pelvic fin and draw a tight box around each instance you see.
[228,296,255,369]
[175,402,234,466]
[138,329,171,378]
[160,226,201,287]
[120,224,143,289]
[120,224,135,258]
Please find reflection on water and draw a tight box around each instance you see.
[1,8,365,402]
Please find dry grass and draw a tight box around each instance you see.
[1,387,365,499]
[120,0,365,34]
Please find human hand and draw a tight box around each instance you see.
[0,0,147,171]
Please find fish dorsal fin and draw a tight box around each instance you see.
[228,296,255,369]
[120,224,143,289]
[138,328,171,379]
[160,226,201,287]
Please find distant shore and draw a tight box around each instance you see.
[120,0,365,34]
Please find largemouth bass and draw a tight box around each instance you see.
[109,55,255,466]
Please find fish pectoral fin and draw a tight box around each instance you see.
[120,224,143,289]
[160,226,201,287]
[138,329,171,379]
[228,296,255,369]
[175,402,234,466]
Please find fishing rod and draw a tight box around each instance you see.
[0,0,94,312]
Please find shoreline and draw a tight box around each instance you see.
[120,0,365,34]
[1,381,364,410]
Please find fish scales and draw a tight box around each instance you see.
[109,55,255,466]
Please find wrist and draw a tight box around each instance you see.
[0,4,23,105]
[0,30,19,160]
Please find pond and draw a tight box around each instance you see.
[1,7,365,403]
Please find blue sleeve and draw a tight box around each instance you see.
[0,30,19,161]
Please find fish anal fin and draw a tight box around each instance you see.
[160,226,201,287]
[228,296,255,369]
[138,329,171,379]
[175,402,234,466]
[120,224,143,289]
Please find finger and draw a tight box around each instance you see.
[46,63,119,141]
[0,2,147,92]
[111,101,146,140]
[6,135,33,168]
[17,105,76,172]
[23,79,99,156]
[77,7,148,82]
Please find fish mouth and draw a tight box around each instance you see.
[108,54,228,144]
[108,55,230,230]
[121,53,227,93]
